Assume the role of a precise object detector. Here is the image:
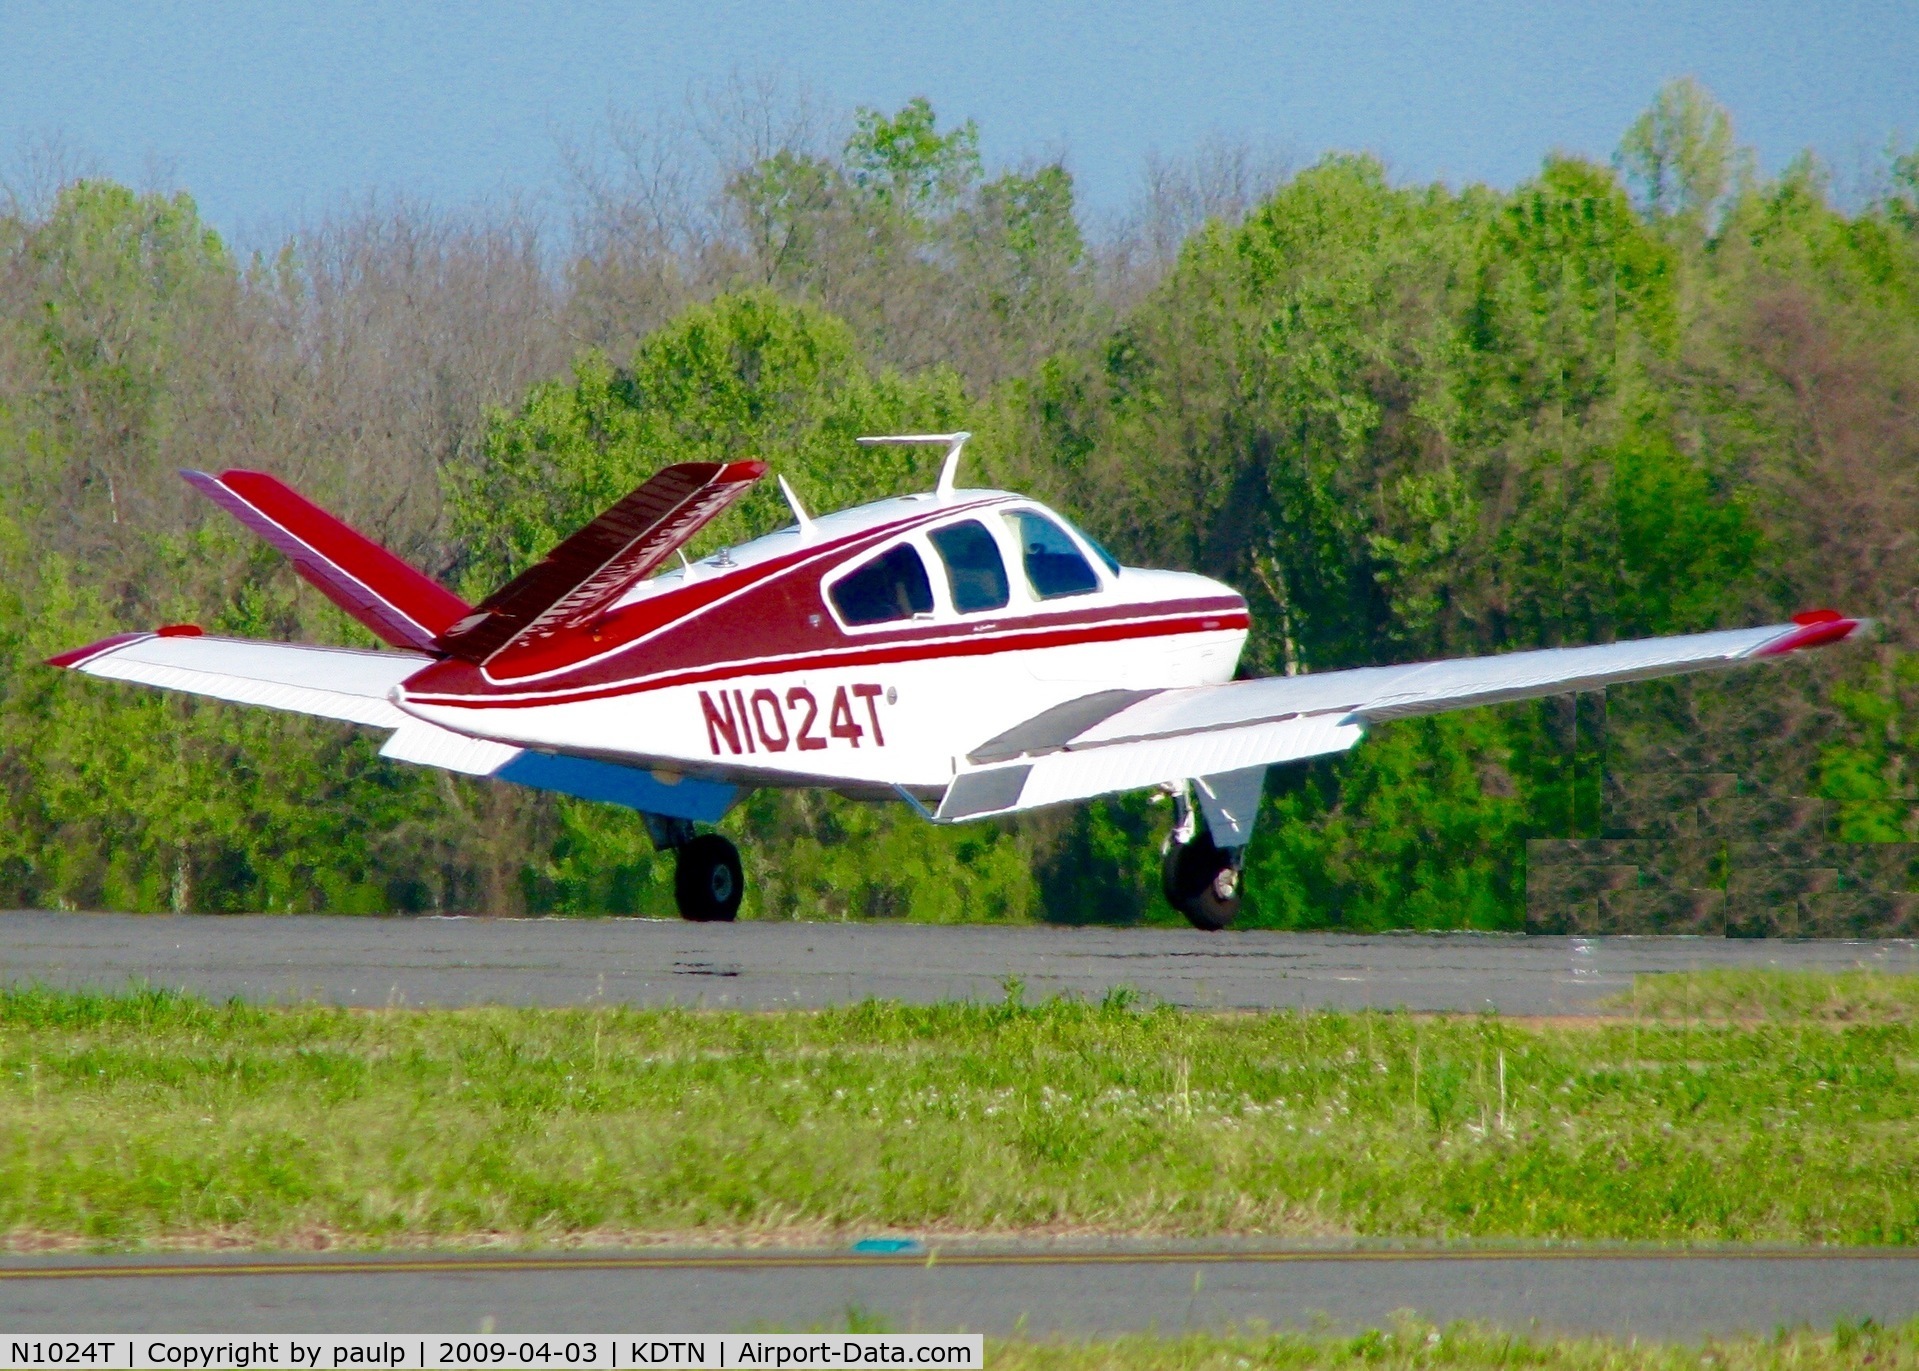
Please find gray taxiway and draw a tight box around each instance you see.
[2,911,1915,1014]
[1,1246,1915,1339]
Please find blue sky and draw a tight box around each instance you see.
[3,1,1913,243]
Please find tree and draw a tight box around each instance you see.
[1616,77,1739,227]
[844,96,980,218]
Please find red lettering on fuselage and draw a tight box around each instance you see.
[787,687,826,750]
[700,689,741,754]
[751,689,789,751]
[851,682,886,746]
[703,684,892,756]
[733,689,756,753]
[828,687,863,747]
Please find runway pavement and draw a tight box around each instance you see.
[0,911,1914,1014]
[2,1245,1915,1338]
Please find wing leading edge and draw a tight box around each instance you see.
[935,614,1868,823]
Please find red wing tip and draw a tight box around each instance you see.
[1755,615,1867,657]
[45,631,153,670]
[721,460,769,482]
[215,469,287,492]
[156,623,204,637]
[181,468,277,489]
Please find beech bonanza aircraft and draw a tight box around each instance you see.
[50,434,1866,927]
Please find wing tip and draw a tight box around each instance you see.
[1752,611,1870,658]
[46,631,154,670]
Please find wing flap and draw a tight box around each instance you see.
[936,714,1362,821]
[439,460,768,662]
[51,632,426,728]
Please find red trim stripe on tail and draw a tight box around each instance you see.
[182,469,472,653]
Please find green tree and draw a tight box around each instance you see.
[1616,76,1740,227]
[845,96,981,217]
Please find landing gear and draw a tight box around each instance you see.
[673,833,743,923]
[643,814,743,922]
[1161,782,1245,931]
[1162,828,1242,930]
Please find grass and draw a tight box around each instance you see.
[0,982,1916,1249]
[1619,968,1919,1023]
[987,1319,1919,1371]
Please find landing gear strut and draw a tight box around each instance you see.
[1161,785,1244,931]
[644,815,744,922]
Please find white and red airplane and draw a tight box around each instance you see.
[50,434,1866,927]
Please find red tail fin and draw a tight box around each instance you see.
[438,460,766,662]
[183,469,473,653]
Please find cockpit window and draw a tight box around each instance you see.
[1064,519,1122,576]
[829,543,935,626]
[1003,510,1100,599]
[928,520,1010,613]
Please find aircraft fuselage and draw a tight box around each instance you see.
[394,491,1250,792]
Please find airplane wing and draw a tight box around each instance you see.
[438,460,768,662]
[47,630,739,822]
[934,614,1867,825]
[47,630,425,728]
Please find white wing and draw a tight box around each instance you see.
[50,630,739,823]
[54,632,425,727]
[934,617,1865,823]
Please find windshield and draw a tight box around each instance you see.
[1002,510,1100,600]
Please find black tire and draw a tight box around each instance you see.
[674,833,743,922]
[1161,828,1242,931]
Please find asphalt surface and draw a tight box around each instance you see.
[2,911,1915,1013]
[2,1246,1915,1338]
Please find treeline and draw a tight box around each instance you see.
[2,79,1916,925]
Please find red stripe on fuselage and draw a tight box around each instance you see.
[399,492,1250,710]
[403,606,1250,709]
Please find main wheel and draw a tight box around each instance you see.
[1162,828,1242,931]
[674,833,743,922]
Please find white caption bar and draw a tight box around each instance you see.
[0,1336,984,1371]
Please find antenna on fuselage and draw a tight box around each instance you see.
[855,431,972,502]
[777,474,818,541]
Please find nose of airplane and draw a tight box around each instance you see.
[1203,573,1249,610]
[1110,565,1249,616]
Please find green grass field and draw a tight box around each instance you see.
[987,1319,1919,1371]
[1618,968,1919,1022]
[1,974,1915,1250]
